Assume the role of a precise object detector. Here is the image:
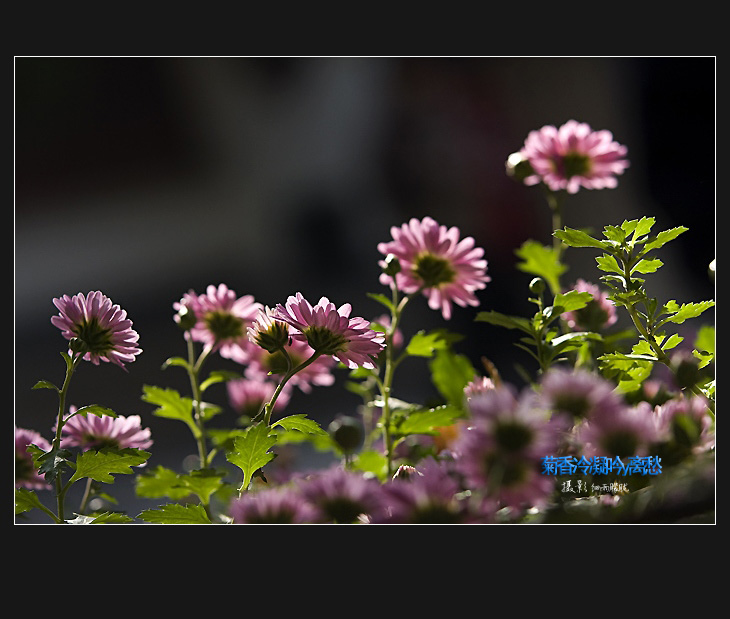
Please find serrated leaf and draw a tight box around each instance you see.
[552,290,593,314]
[35,445,73,483]
[514,240,567,295]
[137,503,212,524]
[475,310,533,334]
[226,424,278,491]
[660,333,684,351]
[135,465,194,500]
[554,227,607,249]
[15,488,47,515]
[657,301,715,326]
[631,258,663,274]
[643,226,688,252]
[629,216,655,241]
[141,385,199,437]
[405,330,450,357]
[175,469,226,505]
[69,448,151,485]
[272,413,328,435]
[602,225,626,243]
[596,253,624,275]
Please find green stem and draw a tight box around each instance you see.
[547,190,566,259]
[186,337,212,469]
[380,286,420,478]
[52,353,81,523]
[263,350,323,426]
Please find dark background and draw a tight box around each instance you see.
[14,57,715,522]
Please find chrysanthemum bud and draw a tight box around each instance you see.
[329,416,363,454]
[248,307,290,353]
[382,253,401,277]
[671,351,702,390]
[175,304,198,331]
[529,277,546,296]
[505,152,534,183]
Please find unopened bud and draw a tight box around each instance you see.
[328,416,363,454]
[529,277,546,296]
[382,253,401,277]
[505,152,534,183]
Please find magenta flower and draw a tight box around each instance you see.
[577,401,661,460]
[227,377,290,419]
[273,293,385,370]
[187,284,262,364]
[451,387,563,510]
[229,487,319,524]
[654,395,715,457]
[51,291,141,368]
[561,279,618,332]
[372,458,471,524]
[15,427,52,490]
[296,466,383,523]
[60,410,153,451]
[247,306,290,353]
[377,217,490,320]
[464,375,496,400]
[539,368,624,421]
[518,120,629,194]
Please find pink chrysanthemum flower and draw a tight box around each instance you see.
[15,427,52,490]
[577,401,661,460]
[187,284,262,364]
[227,377,290,419]
[377,217,490,320]
[539,368,624,421]
[451,387,563,510]
[561,279,618,332]
[247,306,290,353]
[518,119,629,194]
[654,395,715,459]
[296,466,384,524]
[273,293,385,370]
[229,487,319,524]
[51,291,141,368]
[60,409,153,451]
[464,375,496,400]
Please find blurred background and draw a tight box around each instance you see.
[15,57,715,522]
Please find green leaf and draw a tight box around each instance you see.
[694,325,715,355]
[67,404,118,420]
[141,385,199,438]
[602,225,626,244]
[176,469,226,505]
[226,424,278,491]
[367,292,395,312]
[137,503,212,524]
[660,333,684,351]
[549,331,601,354]
[68,512,136,524]
[15,488,47,515]
[135,465,192,500]
[554,227,607,249]
[657,301,715,326]
[629,216,655,241]
[351,450,388,482]
[200,370,241,394]
[475,310,534,334]
[643,226,688,252]
[596,254,624,275]
[631,258,663,274]
[161,356,190,370]
[395,405,462,436]
[35,444,73,483]
[405,330,450,357]
[272,413,328,435]
[69,448,151,485]
[32,380,59,392]
[429,349,475,407]
[552,290,593,314]
[514,240,568,295]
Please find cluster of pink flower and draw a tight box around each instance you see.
[225,369,713,523]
